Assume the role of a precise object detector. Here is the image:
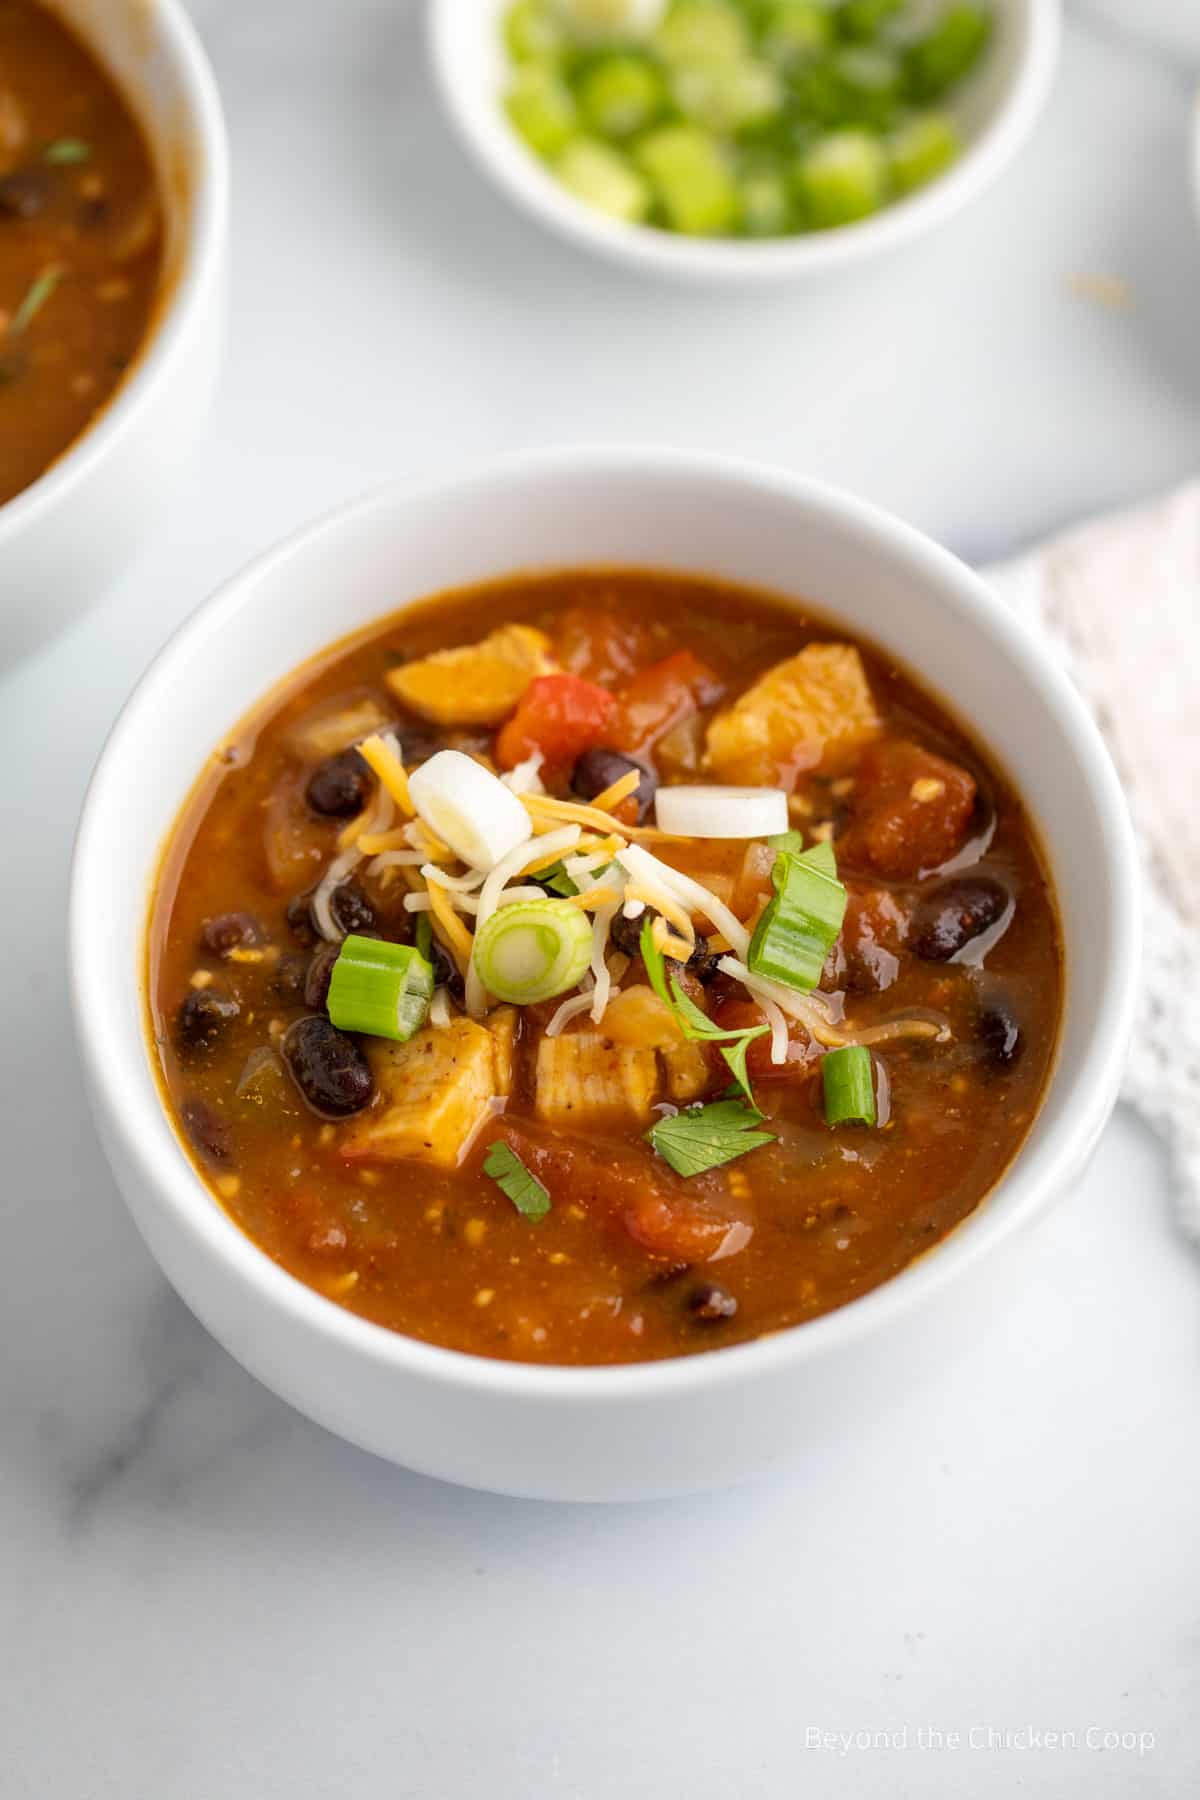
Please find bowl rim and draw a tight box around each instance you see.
[69,446,1140,1403]
[0,0,229,543]
[427,0,1062,282]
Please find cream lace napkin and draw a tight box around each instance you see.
[983,481,1200,1236]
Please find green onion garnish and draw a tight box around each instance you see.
[747,841,847,993]
[415,912,433,965]
[473,898,593,1004]
[43,138,92,165]
[822,1045,877,1127]
[9,266,61,336]
[638,916,767,1103]
[646,1097,775,1180]
[326,933,433,1041]
[531,858,579,898]
[483,1141,551,1220]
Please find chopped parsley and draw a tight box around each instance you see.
[43,138,92,165]
[483,1141,551,1221]
[645,1098,775,1180]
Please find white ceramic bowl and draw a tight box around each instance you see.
[0,0,228,665]
[70,449,1138,1502]
[429,0,1060,283]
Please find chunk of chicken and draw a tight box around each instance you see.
[489,1006,518,1097]
[341,1015,510,1166]
[660,1038,711,1102]
[706,643,880,785]
[386,625,556,727]
[287,696,394,763]
[535,1029,658,1127]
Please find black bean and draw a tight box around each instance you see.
[0,166,50,219]
[180,1097,232,1164]
[911,877,1010,962]
[330,880,376,935]
[428,936,465,1003]
[282,1016,374,1118]
[611,909,647,959]
[305,749,370,819]
[176,988,240,1053]
[391,724,441,766]
[685,935,721,985]
[304,941,341,1012]
[572,748,658,824]
[200,911,263,957]
[286,891,318,947]
[688,1282,738,1322]
[977,994,1023,1069]
[269,953,308,1002]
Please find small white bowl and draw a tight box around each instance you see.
[70,448,1138,1502]
[0,0,229,665]
[428,0,1060,283]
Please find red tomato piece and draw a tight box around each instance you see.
[624,1190,753,1264]
[708,997,821,1083]
[494,673,615,773]
[607,651,724,756]
[839,740,977,879]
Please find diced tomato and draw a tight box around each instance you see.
[708,997,821,1083]
[607,651,725,756]
[554,605,658,688]
[489,1117,752,1265]
[836,883,911,993]
[494,673,615,773]
[838,740,976,879]
[624,1190,752,1264]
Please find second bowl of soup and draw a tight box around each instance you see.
[70,450,1138,1498]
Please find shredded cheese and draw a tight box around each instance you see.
[564,885,622,912]
[336,777,394,852]
[545,983,596,1037]
[311,845,365,942]
[425,879,474,975]
[619,844,751,958]
[358,732,415,816]
[428,987,451,1028]
[521,794,637,839]
[588,902,621,1023]
[587,767,641,813]
[650,914,694,962]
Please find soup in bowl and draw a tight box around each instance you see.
[70,451,1138,1499]
[0,0,227,661]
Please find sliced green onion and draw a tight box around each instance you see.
[502,0,565,63]
[474,898,593,1004]
[506,64,579,159]
[747,841,847,992]
[759,0,833,70]
[326,934,433,1041]
[9,266,61,335]
[483,1140,551,1220]
[415,912,434,965]
[577,54,667,138]
[43,137,91,165]
[795,129,889,228]
[822,1044,876,1126]
[654,1,748,67]
[904,4,992,103]
[889,111,961,195]
[556,137,652,222]
[634,123,740,234]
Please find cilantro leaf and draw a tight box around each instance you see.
[645,1098,775,1180]
[533,860,579,898]
[483,1141,551,1220]
[44,138,91,165]
[718,1035,759,1104]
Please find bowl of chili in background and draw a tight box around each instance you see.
[69,449,1138,1501]
[0,0,228,664]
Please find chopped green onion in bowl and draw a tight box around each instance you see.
[498,0,989,241]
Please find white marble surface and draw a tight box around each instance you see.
[2,2,1199,1794]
